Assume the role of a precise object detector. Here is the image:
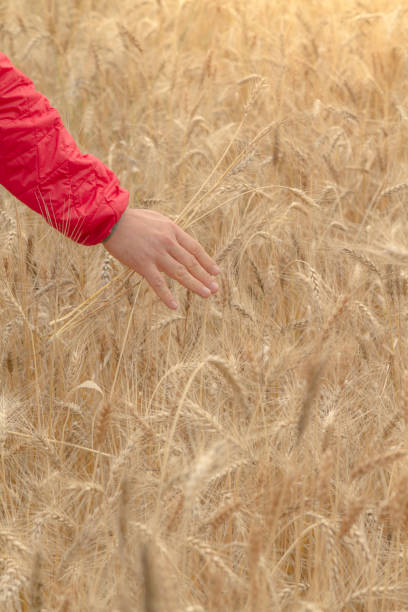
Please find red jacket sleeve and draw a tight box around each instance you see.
[0,53,128,245]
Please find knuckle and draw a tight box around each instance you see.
[185,254,197,268]
[150,275,164,291]
[189,258,202,273]
[164,220,176,235]
[190,242,200,257]
[161,234,173,250]
[174,264,187,280]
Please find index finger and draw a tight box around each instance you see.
[175,227,219,276]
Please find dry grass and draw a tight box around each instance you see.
[2,0,408,609]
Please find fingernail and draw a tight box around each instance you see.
[170,300,178,310]
[210,281,219,292]
[202,287,211,297]
[211,265,220,275]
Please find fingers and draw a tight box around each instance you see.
[144,266,178,310]
[175,227,220,276]
[167,241,219,294]
[159,255,214,298]
[145,255,216,310]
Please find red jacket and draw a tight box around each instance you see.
[0,53,128,245]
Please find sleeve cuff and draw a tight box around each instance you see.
[102,215,123,243]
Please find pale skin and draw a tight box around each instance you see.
[103,208,220,310]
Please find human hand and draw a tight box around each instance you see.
[103,208,220,310]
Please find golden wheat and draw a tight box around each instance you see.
[2,0,408,609]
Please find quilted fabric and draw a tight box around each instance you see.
[0,52,128,245]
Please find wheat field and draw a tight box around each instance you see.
[2,0,408,609]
